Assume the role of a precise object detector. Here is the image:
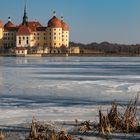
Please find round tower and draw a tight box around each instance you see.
[0,20,3,48]
[61,16,69,48]
[47,11,63,48]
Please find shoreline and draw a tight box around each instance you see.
[1,53,140,57]
[1,121,140,140]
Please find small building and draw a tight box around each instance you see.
[70,46,80,54]
[16,47,27,56]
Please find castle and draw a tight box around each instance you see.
[0,5,80,56]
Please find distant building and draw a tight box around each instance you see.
[0,5,79,56]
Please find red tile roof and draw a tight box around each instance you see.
[28,21,42,32]
[48,16,62,28]
[17,25,32,35]
[36,27,47,31]
[18,21,42,32]
[4,21,15,29]
[61,21,69,31]
[28,21,42,27]
[4,26,18,32]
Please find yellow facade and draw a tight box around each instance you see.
[62,31,69,47]
[33,31,46,47]
[3,31,16,48]
[0,28,3,48]
[47,27,63,48]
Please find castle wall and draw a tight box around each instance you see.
[47,27,62,48]
[33,31,47,47]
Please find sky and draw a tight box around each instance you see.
[0,0,140,44]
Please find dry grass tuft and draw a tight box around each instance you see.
[26,117,75,140]
[98,93,140,134]
[0,131,8,140]
[79,121,93,133]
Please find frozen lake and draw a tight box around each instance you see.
[0,57,140,125]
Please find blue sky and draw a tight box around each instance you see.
[0,0,140,44]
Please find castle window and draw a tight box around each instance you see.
[44,37,46,40]
[54,33,56,35]
[19,37,21,40]
[38,37,39,40]
[54,37,56,40]
[38,33,39,36]
[23,37,25,40]
[27,39,29,45]
[26,37,29,40]
[54,43,56,46]
[19,40,21,45]
[50,33,51,35]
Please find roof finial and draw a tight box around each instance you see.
[8,17,11,22]
[24,0,27,14]
[53,11,56,16]
[61,16,64,21]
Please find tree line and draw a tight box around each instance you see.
[70,42,140,55]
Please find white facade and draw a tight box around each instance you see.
[16,35,34,48]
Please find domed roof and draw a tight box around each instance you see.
[61,21,69,31]
[4,21,15,29]
[0,20,3,28]
[48,16,62,28]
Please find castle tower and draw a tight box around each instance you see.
[0,20,3,49]
[47,11,63,48]
[16,3,34,48]
[22,4,28,26]
[61,16,69,47]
